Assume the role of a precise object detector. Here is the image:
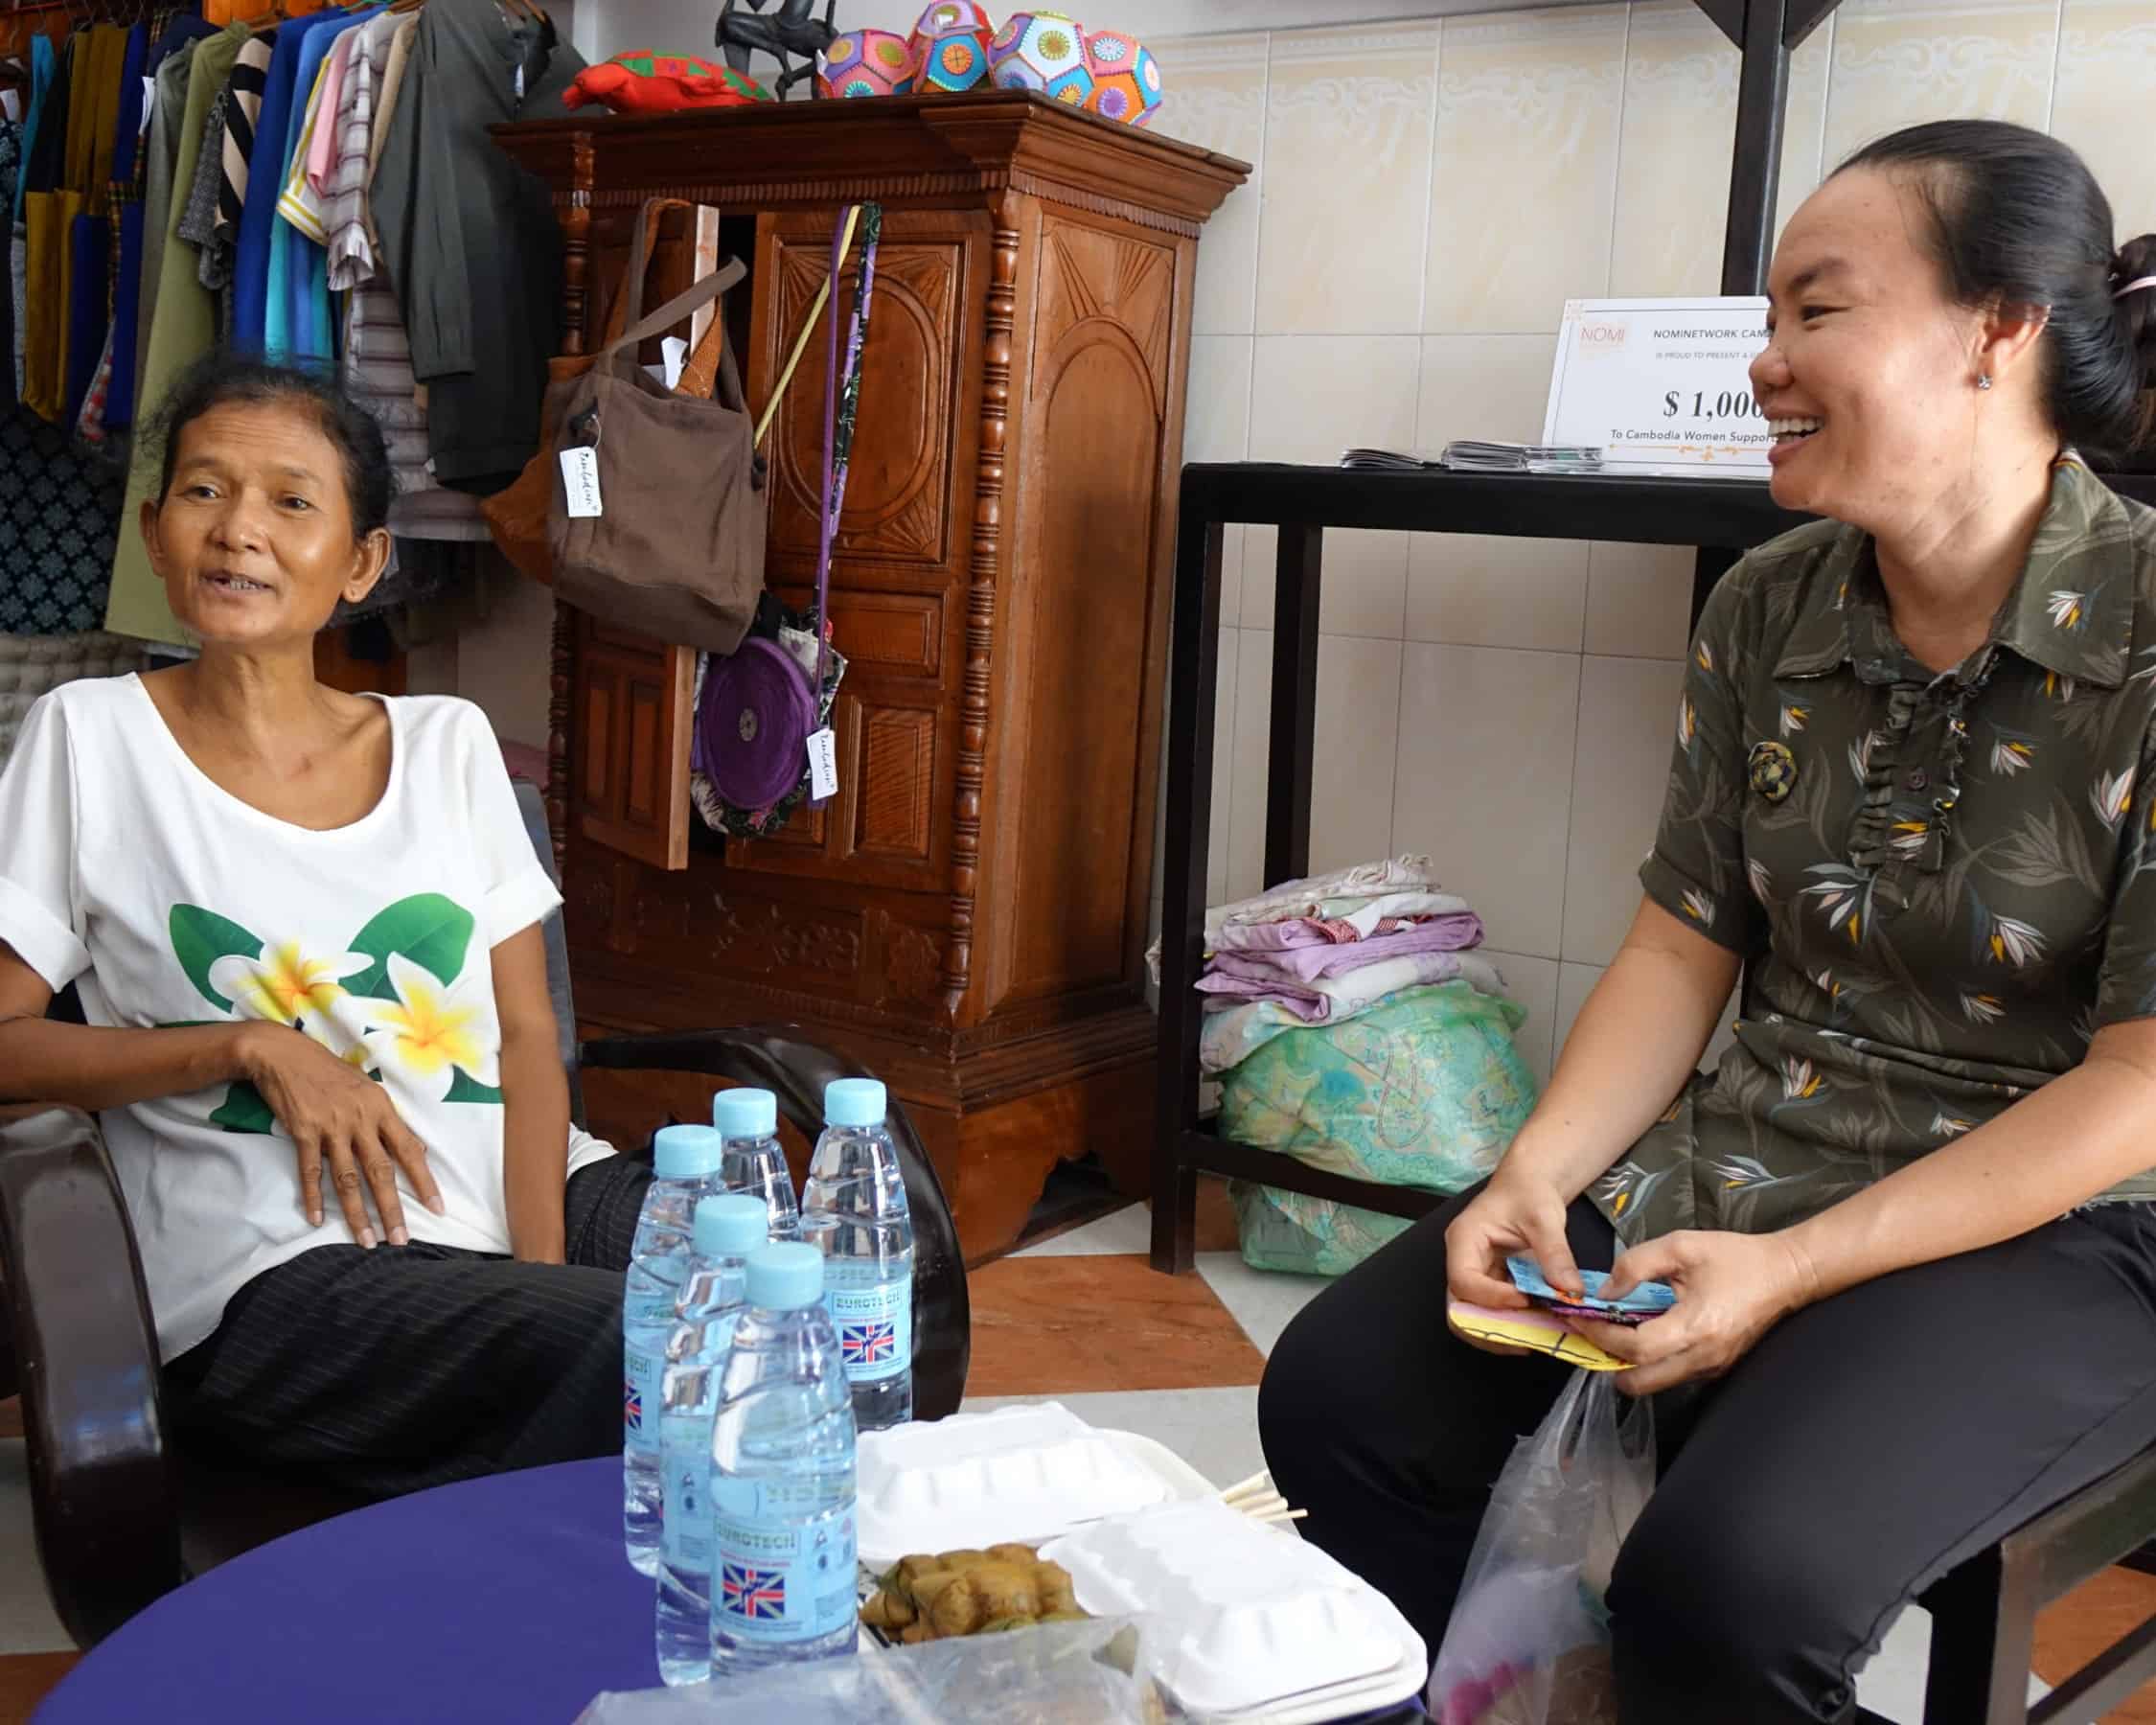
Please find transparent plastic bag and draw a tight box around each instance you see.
[574,1616,1168,1724]
[1428,1370,1655,1725]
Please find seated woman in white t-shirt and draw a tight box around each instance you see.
[0,355,654,1497]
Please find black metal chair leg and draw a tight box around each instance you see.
[1923,1547,2040,1725]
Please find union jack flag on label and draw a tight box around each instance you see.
[622,1376,643,1433]
[721,1561,788,1621]
[840,1320,896,1368]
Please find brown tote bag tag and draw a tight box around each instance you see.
[483,198,736,588]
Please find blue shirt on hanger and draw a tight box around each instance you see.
[231,7,348,352]
[11,35,53,230]
[268,8,377,360]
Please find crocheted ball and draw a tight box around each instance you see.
[987,11,1086,93]
[908,2,995,93]
[1084,37,1163,125]
[816,29,917,99]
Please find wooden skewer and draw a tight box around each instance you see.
[1231,1492,1289,1517]
[1220,1470,1274,1505]
[1253,1506,1309,1525]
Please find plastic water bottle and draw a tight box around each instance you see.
[715,1088,801,1243]
[656,1194,770,1687]
[800,1078,914,1433]
[708,1242,859,1676]
[624,1123,724,1576]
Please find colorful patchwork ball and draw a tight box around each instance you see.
[816,29,917,100]
[908,1,996,92]
[1083,34,1163,125]
[987,10,1086,93]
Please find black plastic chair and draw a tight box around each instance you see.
[0,781,970,1649]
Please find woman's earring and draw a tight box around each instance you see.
[1977,374,1994,391]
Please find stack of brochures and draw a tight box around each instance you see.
[1339,442,1604,473]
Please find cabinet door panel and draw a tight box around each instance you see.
[572,614,694,871]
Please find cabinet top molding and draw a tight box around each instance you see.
[495,88,1251,237]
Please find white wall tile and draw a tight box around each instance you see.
[1152,33,1272,336]
[1257,25,1440,335]
[1583,540,1694,659]
[1484,948,1563,1085]
[1563,655,1682,965]
[1406,536,1589,652]
[1424,6,1628,333]
[1395,643,1581,958]
[1417,333,1562,447]
[1555,958,1605,1066]
[1823,0,2059,169]
[1186,336,1256,632]
[1212,628,1241,908]
[1227,627,1273,901]
[1246,336,1422,637]
[1610,1,1739,300]
[2052,1,2156,239]
[1223,631,1405,898]
[1777,16,1835,235]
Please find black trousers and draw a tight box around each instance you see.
[1258,1184,2156,1723]
[162,1154,654,1500]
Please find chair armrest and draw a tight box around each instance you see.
[0,1105,183,1647]
[578,1024,972,1418]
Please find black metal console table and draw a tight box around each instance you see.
[1148,462,2156,1274]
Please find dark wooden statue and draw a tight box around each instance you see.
[716,0,839,100]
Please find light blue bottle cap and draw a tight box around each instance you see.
[745,1242,824,1311]
[695,1194,768,1259]
[653,1123,723,1180]
[714,1087,778,1138]
[823,1077,887,1130]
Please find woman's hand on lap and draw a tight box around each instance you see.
[1445,1170,1583,1355]
[238,1021,444,1248]
[1582,1230,1821,1395]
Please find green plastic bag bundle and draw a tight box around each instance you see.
[1220,981,1538,1277]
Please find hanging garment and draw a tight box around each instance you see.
[132,42,192,426]
[271,9,377,361]
[322,11,397,289]
[10,36,51,404]
[103,22,249,648]
[19,34,74,422]
[61,206,106,425]
[0,118,21,413]
[0,404,126,632]
[231,7,347,351]
[370,0,585,493]
[175,83,228,288]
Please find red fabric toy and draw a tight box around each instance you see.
[562,52,773,114]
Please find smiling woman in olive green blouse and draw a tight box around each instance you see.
[1263,121,2156,1722]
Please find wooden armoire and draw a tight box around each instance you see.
[496,92,1245,1261]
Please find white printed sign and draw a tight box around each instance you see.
[1543,297,1773,477]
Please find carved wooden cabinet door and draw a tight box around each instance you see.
[724,208,986,898]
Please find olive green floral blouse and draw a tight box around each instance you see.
[1599,460,2156,1246]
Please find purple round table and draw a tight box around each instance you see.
[38,1458,655,1723]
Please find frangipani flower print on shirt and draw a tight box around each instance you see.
[164,891,502,1133]
[1610,461,2156,1250]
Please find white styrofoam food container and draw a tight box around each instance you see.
[856,1402,1213,1569]
[1041,1499,1428,1718]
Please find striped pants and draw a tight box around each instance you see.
[162,1154,654,1500]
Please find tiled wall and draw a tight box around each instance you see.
[1143,0,2156,1083]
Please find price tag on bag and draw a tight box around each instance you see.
[807,728,839,801]
[1543,297,1772,477]
[560,447,603,518]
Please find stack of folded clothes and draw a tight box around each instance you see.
[1157,857,1540,1277]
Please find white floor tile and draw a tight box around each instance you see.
[1016,1204,1152,1258]
[1851,1605,2047,1722]
[0,1440,70,1653]
[1195,1253,1329,1358]
[958,1388,1264,1493]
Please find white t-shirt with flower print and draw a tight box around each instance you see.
[0,676,615,1361]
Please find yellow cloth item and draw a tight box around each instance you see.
[19,191,63,422]
[103,24,252,647]
[80,23,129,215]
[277,57,332,244]
[51,187,80,413]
